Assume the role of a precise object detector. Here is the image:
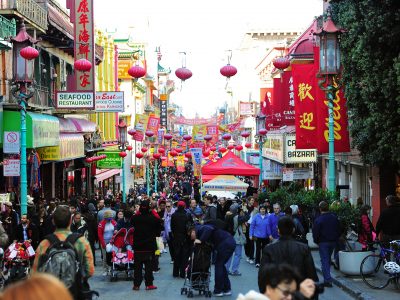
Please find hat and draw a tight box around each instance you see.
[88,203,96,213]
[229,203,239,214]
[177,201,186,208]
[103,210,114,219]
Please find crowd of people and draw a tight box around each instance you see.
[0,189,399,300]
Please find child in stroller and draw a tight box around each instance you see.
[2,241,35,286]
[106,227,134,281]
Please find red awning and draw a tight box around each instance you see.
[202,151,260,176]
[67,117,97,133]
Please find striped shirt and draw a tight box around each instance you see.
[32,229,95,278]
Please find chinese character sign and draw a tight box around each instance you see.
[292,63,318,149]
[146,116,160,134]
[190,148,203,177]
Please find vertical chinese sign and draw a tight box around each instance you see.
[160,94,168,128]
[68,0,95,102]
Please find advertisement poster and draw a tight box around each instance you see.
[190,148,202,177]
[133,114,149,141]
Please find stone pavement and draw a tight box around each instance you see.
[311,249,400,300]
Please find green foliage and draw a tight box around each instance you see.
[330,0,400,167]
[330,201,361,232]
[257,192,269,203]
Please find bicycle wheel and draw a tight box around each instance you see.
[360,254,390,289]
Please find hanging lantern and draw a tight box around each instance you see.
[153,153,161,159]
[227,145,234,150]
[219,147,227,153]
[220,64,237,78]
[175,67,192,81]
[170,150,178,157]
[161,156,167,161]
[126,145,133,151]
[145,130,154,138]
[204,135,212,142]
[85,157,93,163]
[222,133,231,141]
[128,65,146,79]
[272,56,290,71]
[245,142,252,148]
[136,153,144,159]
[20,46,39,61]
[185,152,192,159]
[101,154,107,159]
[128,129,136,136]
[235,145,243,151]
[141,147,148,153]
[119,151,127,158]
[158,147,165,154]
[175,148,183,153]
[183,134,192,141]
[164,133,173,140]
[241,131,250,138]
[74,58,92,72]
[203,150,210,157]
[259,128,268,136]
[210,146,217,152]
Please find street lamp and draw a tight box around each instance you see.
[117,119,128,203]
[255,112,267,190]
[315,9,344,192]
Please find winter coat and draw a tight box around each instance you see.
[203,203,218,222]
[130,211,162,252]
[97,219,117,248]
[249,213,269,239]
[237,291,269,300]
[312,212,341,244]
[358,214,375,247]
[267,213,285,239]
[0,223,8,248]
[171,208,193,243]
[16,222,40,249]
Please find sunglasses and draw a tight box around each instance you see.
[166,206,171,208]
[276,286,295,297]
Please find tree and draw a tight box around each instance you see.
[331,0,400,167]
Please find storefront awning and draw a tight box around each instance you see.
[66,117,96,133]
[94,169,121,182]
[57,117,76,133]
[37,133,84,161]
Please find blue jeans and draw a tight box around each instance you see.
[225,244,242,273]
[214,239,235,293]
[319,241,337,283]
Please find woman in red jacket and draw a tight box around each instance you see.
[98,210,117,276]
[357,205,375,251]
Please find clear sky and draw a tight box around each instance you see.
[59,0,323,118]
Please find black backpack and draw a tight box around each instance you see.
[38,233,83,299]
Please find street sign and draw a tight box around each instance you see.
[97,151,122,169]
[3,159,20,176]
[3,131,20,154]
[115,175,122,183]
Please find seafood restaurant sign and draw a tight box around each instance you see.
[56,92,124,111]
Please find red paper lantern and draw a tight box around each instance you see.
[158,147,165,154]
[241,131,250,138]
[245,142,252,148]
[128,129,136,136]
[153,153,161,159]
[161,156,167,161]
[164,133,173,140]
[204,135,212,142]
[183,134,192,141]
[136,153,144,159]
[185,152,192,159]
[203,150,210,157]
[235,145,243,151]
[259,128,268,136]
[126,145,133,151]
[222,134,231,141]
[210,146,217,152]
[141,147,148,153]
[175,148,183,153]
[119,151,127,158]
[85,157,93,163]
[272,56,290,71]
[101,154,107,159]
[219,147,227,153]
[145,130,154,137]
[227,145,234,150]
[170,150,178,157]
[220,64,237,78]
[20,46,39,60]
[175,67,192,81]
[74,58,92,72]
[128,65,146,78]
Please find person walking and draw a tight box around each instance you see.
[163,200,175,259]
[312,201,341,287]
[376,195,400,246]
[97,210,117,276]
[243,197,257,264]
[267,203,284,243]
[249,205,269,268]
[357,205,375,251]
[130,200,162,291]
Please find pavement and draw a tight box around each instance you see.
[310,249,400,300]
[89,246,356,300]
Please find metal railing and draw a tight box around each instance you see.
[0,0,48,31]
[0,15,16,39]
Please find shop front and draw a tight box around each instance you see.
[95,149,122,197]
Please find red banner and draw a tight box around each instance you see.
[146,116,160,134]
[314,47,350,153]
[171,116,218,125]
[280,71,295,126]
[292,63,318,149]
[271,77,283,129]
[206,125,219,145]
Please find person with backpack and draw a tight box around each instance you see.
[32,205,95,300]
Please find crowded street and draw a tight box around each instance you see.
[1,0,400,300]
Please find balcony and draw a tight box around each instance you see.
[31,84,51,108]
[0,0,48,32]
[0,15,16,49]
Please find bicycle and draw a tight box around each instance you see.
[360,240,400,289]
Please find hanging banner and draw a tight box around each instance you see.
[176,155,185,172]
[190,148,202,177]
[171,116,218,126]
[157,128,165,144]
[314,47,350,153]
[133,114,149,141]
[271,77,284,129]
[278,71,295,126]
[292,63,318,149]
[146,116,160,134]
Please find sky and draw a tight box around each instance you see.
[59,0,323,118]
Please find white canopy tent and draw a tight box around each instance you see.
[203,175,248,193]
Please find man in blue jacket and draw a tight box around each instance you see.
[267,203,285,242]
[312,201,341,287]
[193,223,235,297]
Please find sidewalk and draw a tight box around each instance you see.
[311,249,399,300]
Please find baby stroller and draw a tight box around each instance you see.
[106,228,134,281]
[3,241,35,286]
[181,243,212,298]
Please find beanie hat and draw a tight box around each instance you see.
[229,203,239,215]
[104,210,113,219]
[177,201,186,208]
